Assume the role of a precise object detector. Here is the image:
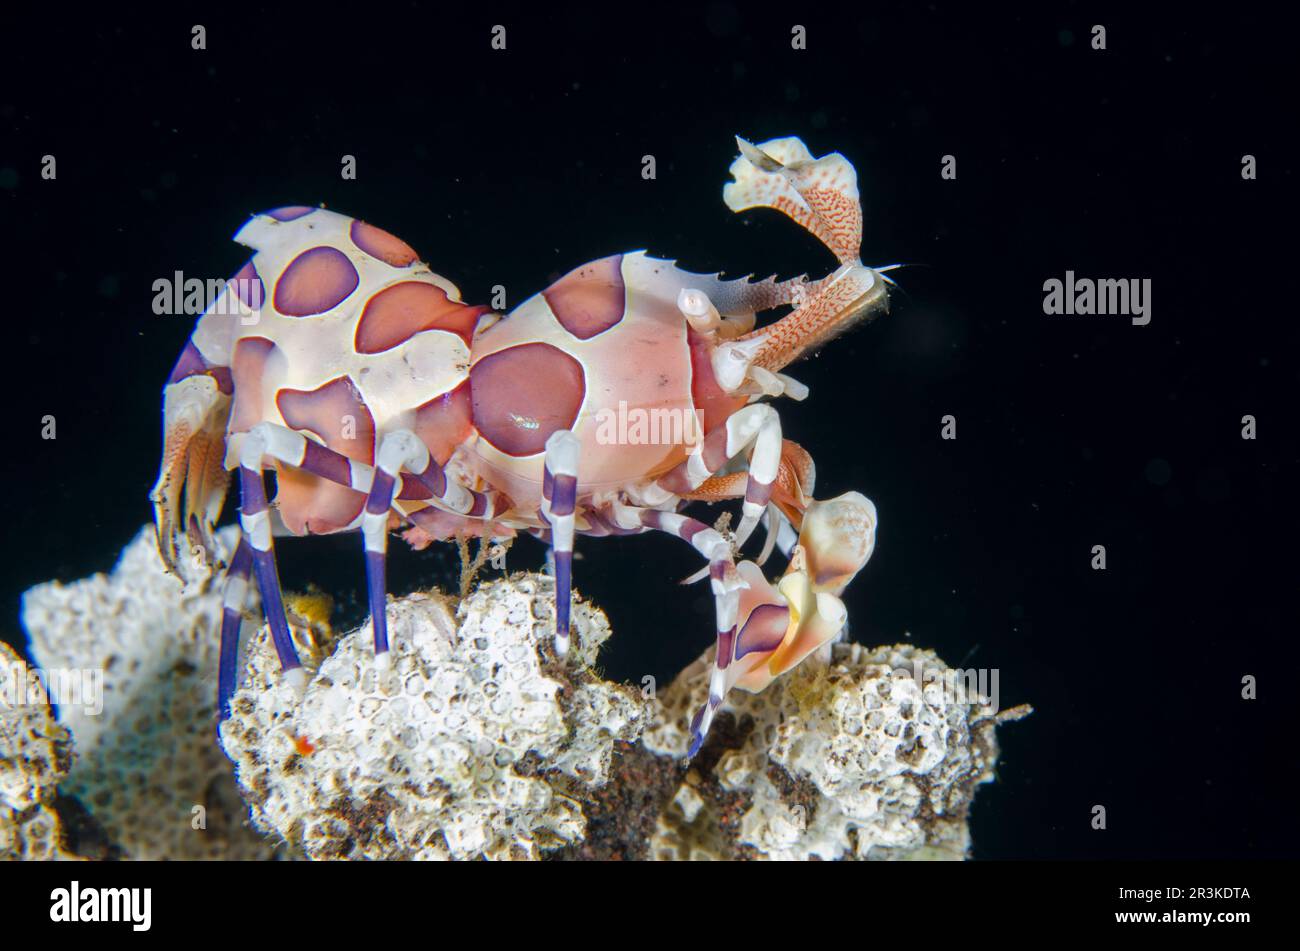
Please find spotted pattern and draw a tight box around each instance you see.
[350,220,419,267]
[354,281,485,353]
[166,340,207,385]
[275,375,376,534]
[230,260,265,309]
[276,376,375,465]
[470,343,585,457]
[229,337,278,433]
[274,246,359,317]
[688,328,746,435]
[412,380,474,466]
[772,193,859,266]
[735,602,790,659]
[541,254,626,340]
[267,206,315,222]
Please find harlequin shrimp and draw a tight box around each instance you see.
[152,136,890,757]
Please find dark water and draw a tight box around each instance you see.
[2,6,1294,859]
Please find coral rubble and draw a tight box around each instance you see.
[645,643,1031,860]
[0,641,76,860]
[20,527,273,860]
[219,576,645,859]
[15,526,1027,861]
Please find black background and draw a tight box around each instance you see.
[2,3,1295,860]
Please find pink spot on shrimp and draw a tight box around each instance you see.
[274,246,359,317]
[412,380,474,466]
[267,206,315,221]
[354,281,487,353]
[350,220,419,267]
[228,337,278,433]
[735,603,790,660]
[542,254,626,340]
[275,376,376,535]
[470,343,585,457]
[230,260,265,309]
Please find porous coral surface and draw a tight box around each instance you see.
[645,642,1030,860]
[1,642,76,860]
[15,527,1027,861]
[21,527,274,859]
[219,575,646,859]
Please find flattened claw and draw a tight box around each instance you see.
[151,374,232,572]
[716,493,878,697]
[797,491,877,595]
[734,136,786,173]
[725,135,864,265]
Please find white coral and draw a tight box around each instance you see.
[20,527,274,860]
[646,642,1029,860]
[219,575,646,860]
[15,525,1025,863]
[1,641,75,861]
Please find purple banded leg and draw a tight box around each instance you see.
[233,421,508,663]
[616,503,747,757]
[360,428,509,660]
[226,420,450,507]
[361,431,431,660]
[655,404,783,550]
[238,429,305,690]
[541,431,581,657]
[216,537,253,723]
[733,406,782,546]
[401,444,510,519]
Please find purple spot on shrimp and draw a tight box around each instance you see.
[350,220,419,267]
[266,205,315,222]
[542,255,626,340]
[274,246,359,317]
[469,343,585,457]
[168,341,235,395]
[167,340,209,385]
[230,260,265,309]
[735,603,790,660]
